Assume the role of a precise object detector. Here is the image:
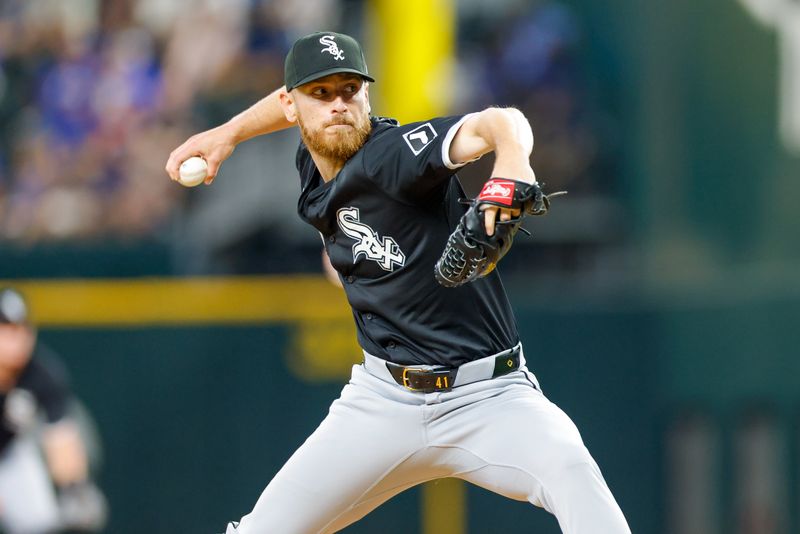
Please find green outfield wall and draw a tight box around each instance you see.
[18,277,796,534]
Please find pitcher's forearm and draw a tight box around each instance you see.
[476,108,535,183]
[447,107,535,183]
[165,87,295,183]
[227,87,294,144]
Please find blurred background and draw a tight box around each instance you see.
[0,0,798,532]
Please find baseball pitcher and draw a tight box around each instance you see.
[166,31,630,534]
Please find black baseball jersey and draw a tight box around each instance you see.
[296,115,519,367]
[0,344,70,452]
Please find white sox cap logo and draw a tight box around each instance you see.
[319,35,345,61]
[337,207,406,271]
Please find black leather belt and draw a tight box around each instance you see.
[385,347,521,393]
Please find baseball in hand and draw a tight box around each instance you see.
[178,156,208,187]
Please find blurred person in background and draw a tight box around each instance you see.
[0,288,106,534]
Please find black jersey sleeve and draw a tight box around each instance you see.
[362,114,479,204]
[18,347,72,423]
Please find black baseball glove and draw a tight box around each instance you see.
[434,178,566,288]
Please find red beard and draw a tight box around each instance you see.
[298,115,372,163]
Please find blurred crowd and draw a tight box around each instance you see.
[0,0,616,245]
[457,0,616,196]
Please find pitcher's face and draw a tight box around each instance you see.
[289,74,372,162]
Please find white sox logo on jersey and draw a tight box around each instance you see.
[319,35,345,61]
[337,207,406,271]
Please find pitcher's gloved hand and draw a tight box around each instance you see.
[434,178,566,288]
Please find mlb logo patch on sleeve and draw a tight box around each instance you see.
[402,123,437,156]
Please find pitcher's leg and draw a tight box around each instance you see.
[233,366,427,534]
[431,376,630,534]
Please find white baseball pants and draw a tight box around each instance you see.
[229,353,631,534]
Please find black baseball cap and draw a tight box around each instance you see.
[284,31,375,91]
[0,288,28,325]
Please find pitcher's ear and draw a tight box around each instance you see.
[279,89,297,123]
